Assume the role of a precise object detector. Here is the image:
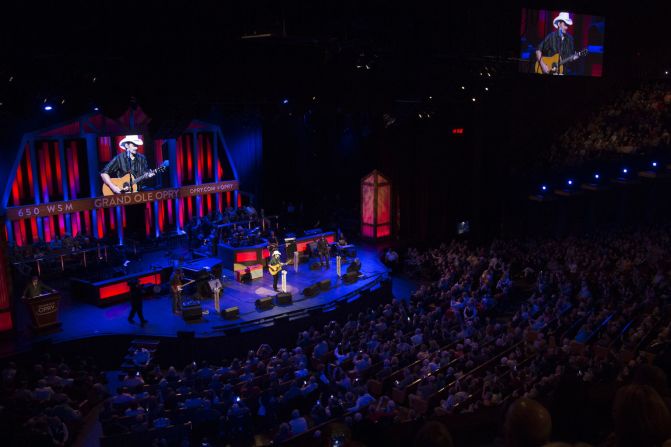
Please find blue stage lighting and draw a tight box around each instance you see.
[93,106,99,111]
[43,105,53,111]
[652,161,658,167]
[541,185,547,191]
[282,98,289,105]
[567,179,573,186]
[594,173,600,180]
[622,168,628,174]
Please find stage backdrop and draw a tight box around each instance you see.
[0,108,248,247]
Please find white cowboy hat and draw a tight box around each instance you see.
[119,135,144,149]
[272,250,281,256]
[553,12,573,28]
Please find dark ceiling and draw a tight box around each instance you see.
[0,0,669,122]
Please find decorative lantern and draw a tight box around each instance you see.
[361,170,391,239]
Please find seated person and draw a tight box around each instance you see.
[346,258,362,274]
[384,248,399,269]
[338,232,348,246]
[240,267,252,284]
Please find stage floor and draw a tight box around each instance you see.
[5,244,392,353]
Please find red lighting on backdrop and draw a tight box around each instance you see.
[235,251,258,263]
[99,282,130,300]
[452,128,464,135]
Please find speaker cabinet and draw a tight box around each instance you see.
[255,296,274,310]
[275,292,293,305]
[182,300,202,320]
[223,306,239,320]
[302,284,320,297]
[318,279,332,291]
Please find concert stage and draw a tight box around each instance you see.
[4,244,389,355]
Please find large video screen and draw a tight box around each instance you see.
[520,9,605,77]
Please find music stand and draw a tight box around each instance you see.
[209,279,223,312]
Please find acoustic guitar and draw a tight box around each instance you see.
[534,48,588,75]
[268,262,287,276]
[102,160,169,196]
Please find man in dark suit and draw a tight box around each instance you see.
[22,275,53,299]
[127,279,148,326]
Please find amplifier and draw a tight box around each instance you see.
[255,296,274,310]
[318,279,332,291]
[181,300,202,320]
[303,284,320,297]
[222,306,239,320]
[275,292,293,305]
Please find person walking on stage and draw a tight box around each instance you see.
[127,278,148,326]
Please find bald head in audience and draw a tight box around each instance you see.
[505,397,552,447]
[612,384,671,447]
[413,421,454,447]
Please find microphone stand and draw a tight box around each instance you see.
[126,150,135,193]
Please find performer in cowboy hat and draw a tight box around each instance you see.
[100,135,154,194]
[535,11,575,74]
[269,250,283,291]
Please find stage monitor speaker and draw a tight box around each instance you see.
[318,279,332,291]
[343,272,360,284]
[303,284,320,297]
[182,300,202,321]
[255,297,274,310]
[275,292,293,305]
[223,306,239,320]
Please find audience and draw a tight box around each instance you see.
[545,81,671,166]
[4,222,671,446]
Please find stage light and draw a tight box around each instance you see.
[428,96,433,100]
[8,76,13,82]
[93,106,99,111]
[471,97,476,102]
[43,105,53,111]
[282,98,289,105]
[594,173,600,180]
[666,71,669,76]
[652,161,658,167]
[461,86,465,90]
[567,179,573,186]
[541,185,547,191]
[485,87,489,91]
[622,168,628,174]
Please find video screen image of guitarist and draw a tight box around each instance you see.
[100,135,170,196]
[519,9,605,77]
